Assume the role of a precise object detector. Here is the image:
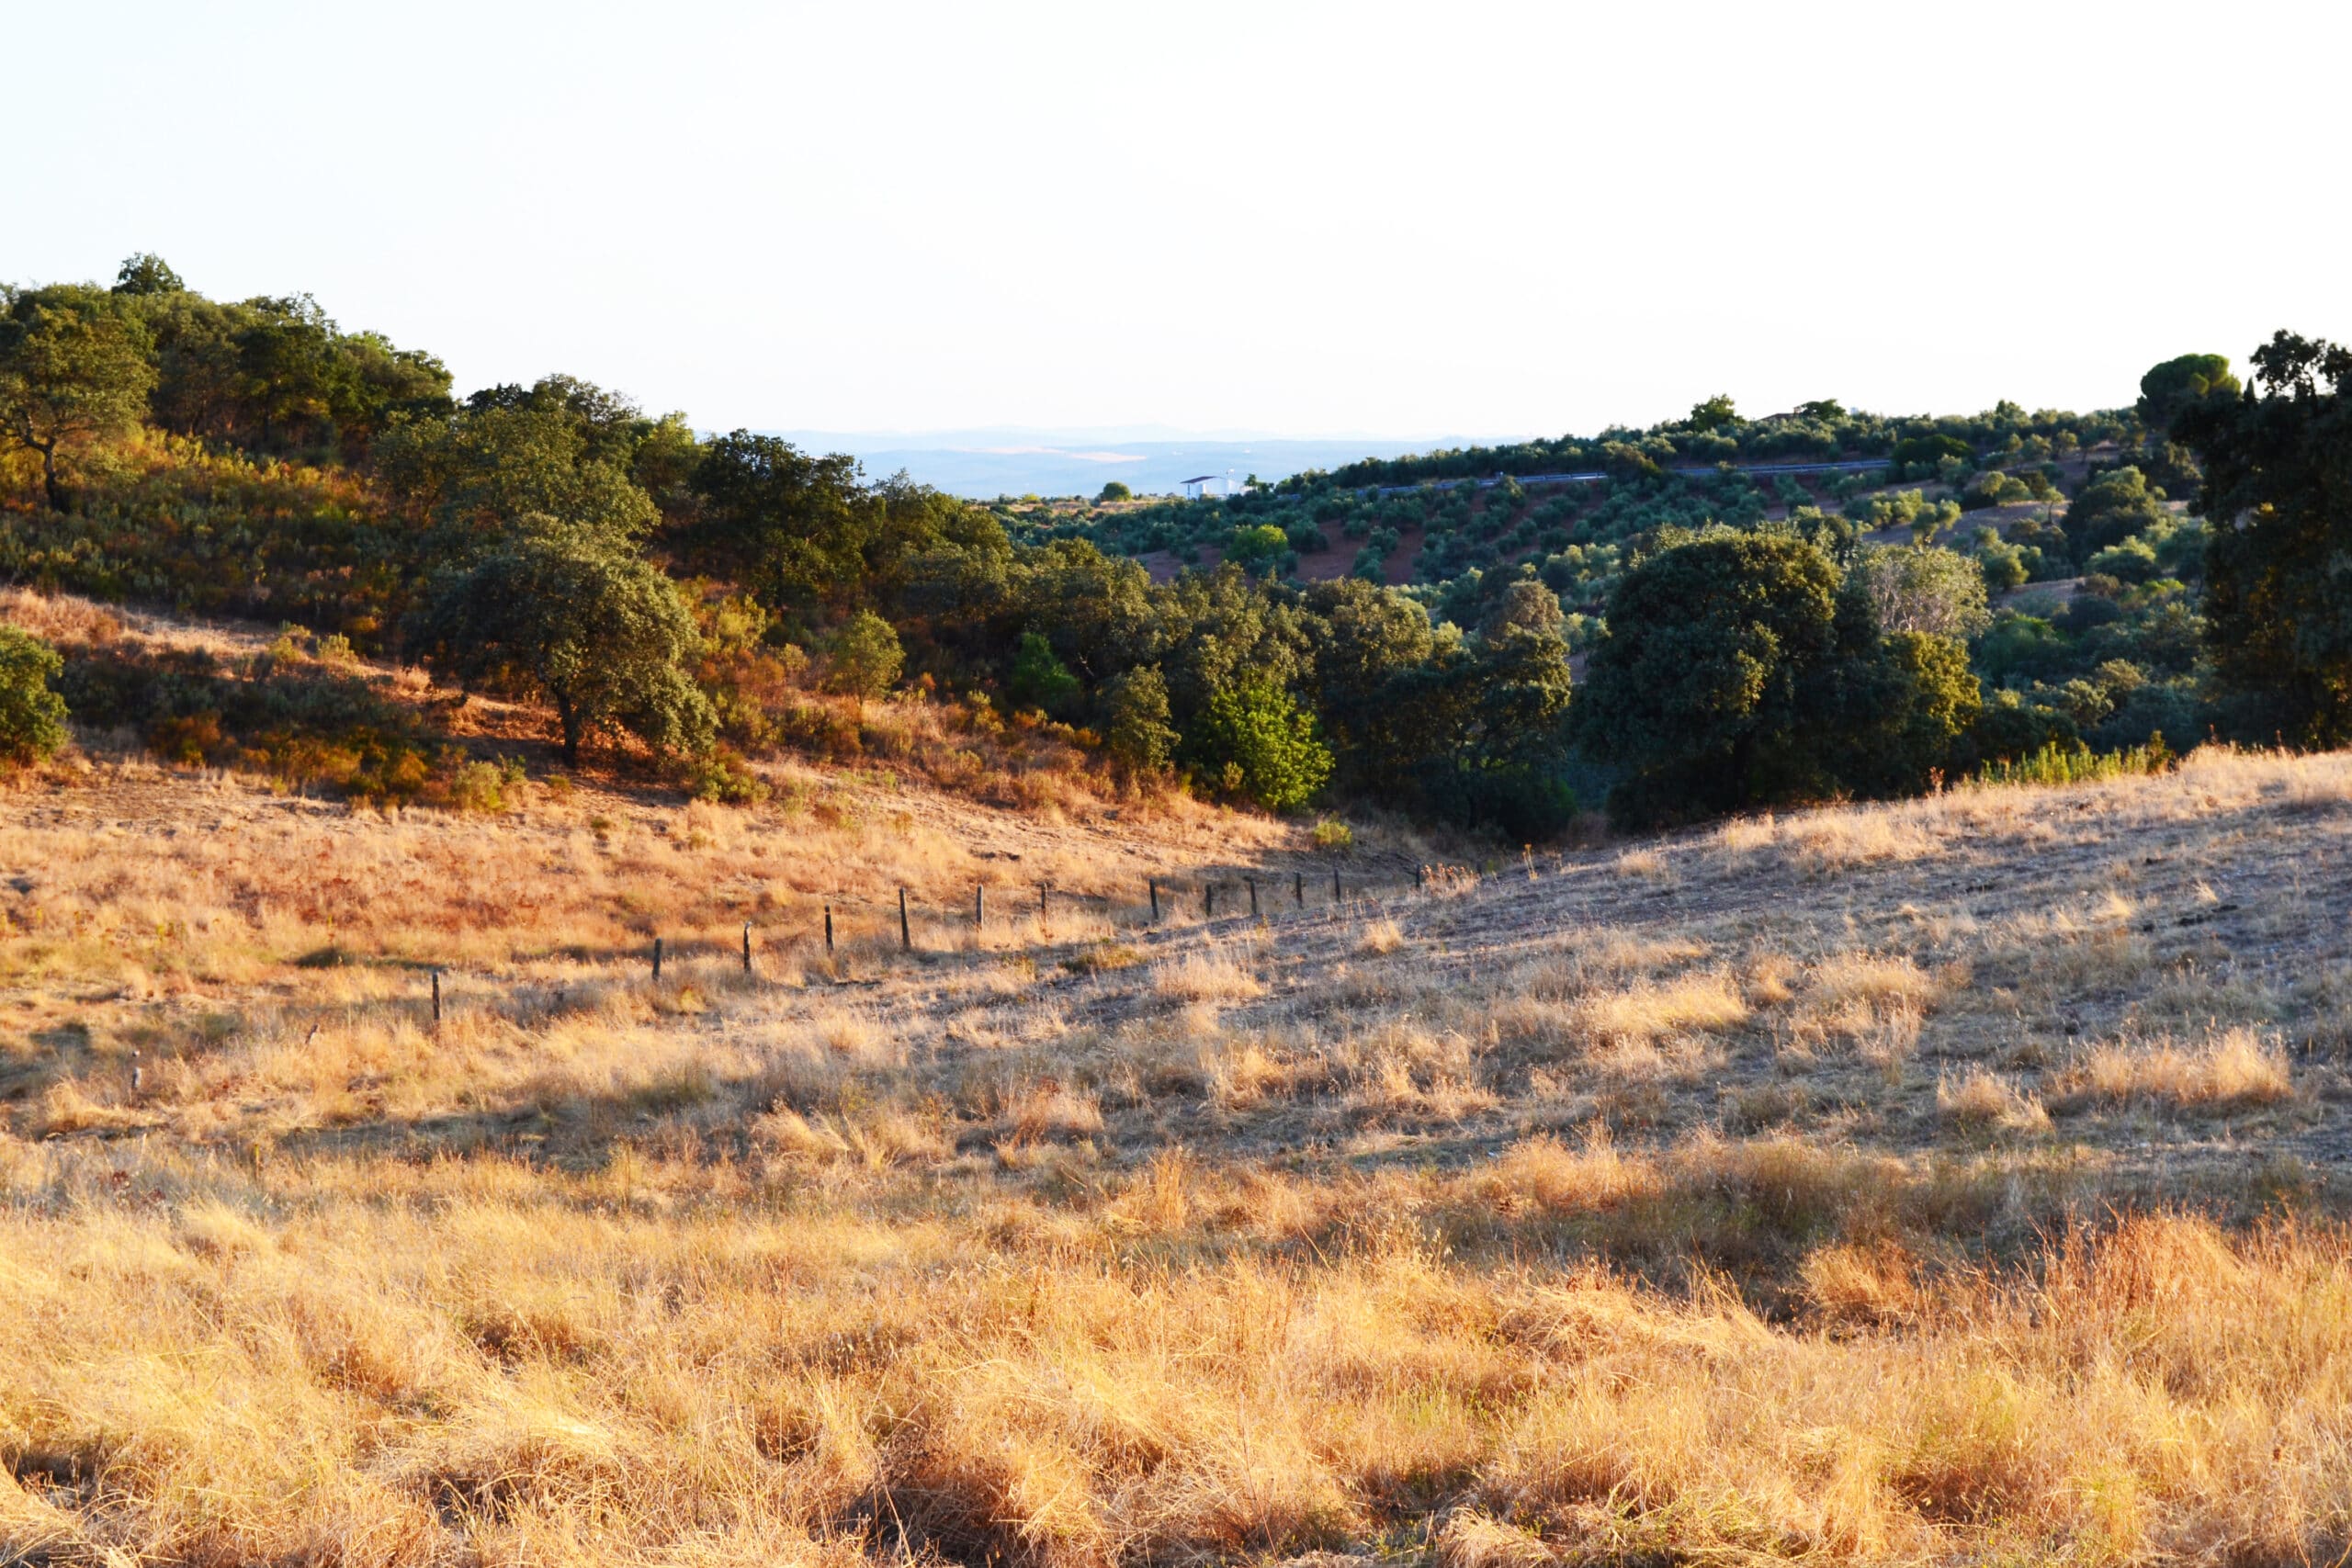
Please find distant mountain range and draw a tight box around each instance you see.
[761,427,1516,499]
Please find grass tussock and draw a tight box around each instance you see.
[1575,971,1748,1049]
[1153,950,1266,1003]
[2055,1027,2295,1114]
[1938,1066,2052,1134]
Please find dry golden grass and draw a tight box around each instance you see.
[2056,1026,2296,1113]
[1152,949,1266,1003]
[10,600,2352,1565]
[1937,1066,2052,1134]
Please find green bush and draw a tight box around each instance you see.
[826,610,904,703]
[2087,536,2162,582]
[1978,541,2030,592]
[447,757,526,813]
[1102,666,1177,773]
[1008,631,1080,714]
[1225,524,1290,572]
[0,626,70,766]
[1974,737,2173,788]
[1310,817,1353,852]
[689,744,771,805]
[1188,679,1331,812]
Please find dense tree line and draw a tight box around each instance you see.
[5,254,2347,838]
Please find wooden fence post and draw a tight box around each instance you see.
[1333,866,1341,905]
[976,884,985,928]
[1149,880,1159,922]
[1415,864,1424,893]
[1039,883,1048,922]
[652,937,662,982]
[1204,882,1216,918]
[1295,872,1304,908]
[899,888,910,951]
[742,921,752,973]
[824,904,834,955]
[431,968,441,1028]
[1247,875,1259,917]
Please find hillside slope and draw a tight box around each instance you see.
[4,671,2352,1562]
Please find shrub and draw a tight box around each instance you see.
[447,757,526,813]
[826,610,903,703]
[1973,737,2173,788]
[1188,679,1332,812]
[2064,467,2168,564]
[0,625,69,766]
[1978,541,2030,592]
[1007,631,1080,714]
[2087,536,2162,582]
[689,744,770,805]
[1962,470,2033,510]
[149,710,228,766]
[1102,666,1177,774]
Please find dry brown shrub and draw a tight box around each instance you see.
[1437,1507,1555,1568]
[1613,848,1670,882]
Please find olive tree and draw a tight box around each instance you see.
[1849,545,1991,640]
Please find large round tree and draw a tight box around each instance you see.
[1574,529,1851,818]
[420,514,714,766]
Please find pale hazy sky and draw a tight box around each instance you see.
[11,1,2345,439]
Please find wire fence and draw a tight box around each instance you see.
[417,859,1496,1023]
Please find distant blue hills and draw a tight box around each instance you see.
[759,427,1516,500]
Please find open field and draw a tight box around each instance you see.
[6,616,2352,1563]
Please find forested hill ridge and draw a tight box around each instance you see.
[0,254,2343,833]
[1299,393,2139,489]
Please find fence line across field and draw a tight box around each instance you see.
[419,857,1498,1012]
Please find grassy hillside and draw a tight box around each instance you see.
[4,596,2350,1565]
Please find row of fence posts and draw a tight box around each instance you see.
[425,862,1439,1022]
